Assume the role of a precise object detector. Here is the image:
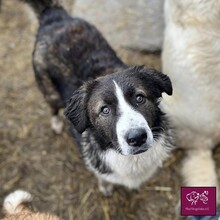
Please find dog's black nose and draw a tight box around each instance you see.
[126,129,147,147]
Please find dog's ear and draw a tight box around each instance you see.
[135,66,173,97]
[64,86,88,133]
[64,80,97,133]
[150,69,173,96]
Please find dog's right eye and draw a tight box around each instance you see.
[136,94,146,105]
[100,105,111,115]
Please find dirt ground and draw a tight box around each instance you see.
[0,1,219,220]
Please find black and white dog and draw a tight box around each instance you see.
[21,0,174,195]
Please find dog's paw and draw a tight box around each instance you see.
[98,179,113,197]
[51,116,64,134]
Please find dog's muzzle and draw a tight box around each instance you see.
[126,128,147,147]
[125,128,151,155]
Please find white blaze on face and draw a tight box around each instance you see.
[113,81,153,155]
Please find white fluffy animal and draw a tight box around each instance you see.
[162,0,220,193]
[3,190,60,220]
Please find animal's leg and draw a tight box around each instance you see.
[34,67,64,134]
[98,178,114,197]
[181,149,218,199]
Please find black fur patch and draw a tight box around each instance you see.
[79,129,113,174]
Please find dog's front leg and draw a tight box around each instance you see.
[98,178,114,197]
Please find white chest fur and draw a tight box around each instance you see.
[101,136,170,189]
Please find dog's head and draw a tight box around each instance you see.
[65,66,172,156]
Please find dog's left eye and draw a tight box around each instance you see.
[136,94,145,104]
[100,105,111,115]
